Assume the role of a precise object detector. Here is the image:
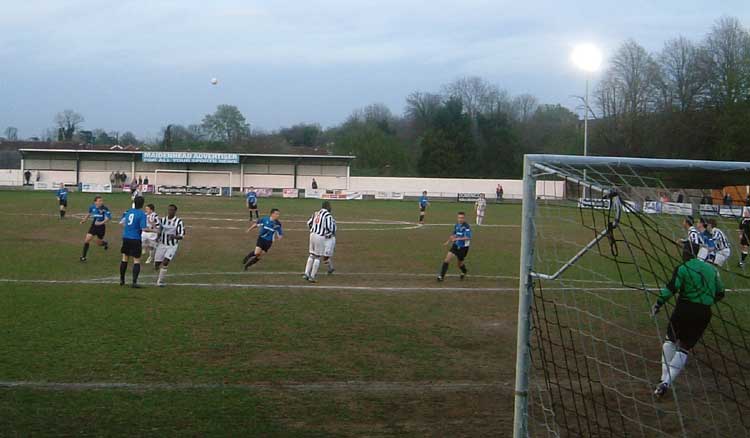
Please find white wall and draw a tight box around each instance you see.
[349,177,564,199]
[0,169,22,186]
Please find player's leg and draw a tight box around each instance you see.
[324,237,335,274]
[419,208,425,224]
[438,252,455,281]
[81,233,94,261]
[304,236,317,280]
[119,253,129,286]
[94,228,108,250]
[740,242,748,267]
[457,249,468,280]
[157,246,178,287]
[59,201,66,219]
[244,247,265,270]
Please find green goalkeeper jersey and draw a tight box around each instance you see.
[658,258,725,306]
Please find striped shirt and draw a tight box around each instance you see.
[307,209,335,238]
[687,226,702,245]
[712,228,730,251]
[147,212,159,228]
[158,216,185,246]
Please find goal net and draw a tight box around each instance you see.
[153,169,233,196]
[514,155,750,437]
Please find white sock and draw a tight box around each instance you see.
[660,341,677,383]
[664,350,688,386]
[157,267,167,284]
[311,258,321,278]
[305,256,314,276]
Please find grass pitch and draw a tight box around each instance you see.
[0,191,521,437]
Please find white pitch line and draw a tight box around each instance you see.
[0,278,511,292]
[0,380,508,393]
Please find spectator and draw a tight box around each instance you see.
[724,193,732,206]
[144,176,149,185]
[745,194,750,207]
[311,178,318,190]
[109,172,116,186]
[24,170,31,185]
[676,193,684,203]
[496,184,504,203]
[138,176,143,186]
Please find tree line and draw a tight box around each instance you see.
[6,16,748,178]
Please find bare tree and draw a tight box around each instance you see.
[704,16,750,107]
[512,94,539,122]
[54,110,85,141]
[609,39,661,115]
[405,92,443,130]
[658,36,709,112]
[442,76,508,118]
[3,127,18,141]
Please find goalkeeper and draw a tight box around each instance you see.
[651,241,725,398]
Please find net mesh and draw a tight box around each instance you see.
[525,160,750,437]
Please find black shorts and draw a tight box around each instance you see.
[248,203,258,210]
[667,300,712,350]
[121,238,143,258]
[450,245,469,261]
[88,224,106,239]
[256,237,272,252]
[420,207,426,213]
[59,200,67,207]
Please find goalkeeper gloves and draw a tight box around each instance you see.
[650,302,663,317]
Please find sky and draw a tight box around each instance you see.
[1,0,749,140]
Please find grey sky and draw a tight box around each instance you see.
[1,0,748,139]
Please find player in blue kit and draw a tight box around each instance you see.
[419,191,429,225]
[55,184,69,219]
[79,195,111,261]
[246,187,259,220]
[437,212,472,281]
[244,208,283,270]
[119,196,151,288]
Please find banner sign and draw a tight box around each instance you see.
[81,183,113,193]
[661,202,693,215]
[375,191,404,200]
[33,181,61,191]
[305,189,325,199]
[156,185,224,196]
[246,188,272,198]
[283,188,299,198]
[699,205,721,217]
[719,206,744,218]
[142,151,239,164]
[321,191,362,200]
[458,193,483,202]
[643,201,692,215]
[578,198,611,210]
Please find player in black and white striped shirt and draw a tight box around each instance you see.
[680,216,702,256]
[706,218,731,267]
[154,204,185,287]
[303,201,335,283]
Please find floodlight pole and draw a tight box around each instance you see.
[512,156,537,438]
[583,78,589,197]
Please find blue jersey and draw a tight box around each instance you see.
[246,191,258,204]
[419,195,429,208]
[257,216,283,241]
[121,208,148,240]
[702,230,716,250]
[453,223,472,249]
[88,204,112,225]
[56,188,68,201]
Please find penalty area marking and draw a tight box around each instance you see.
[0,380,508,393]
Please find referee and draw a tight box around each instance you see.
[304,201,335,283]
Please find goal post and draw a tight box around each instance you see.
[153,169,233,196]
[513,155,750,437]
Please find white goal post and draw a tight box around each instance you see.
[153,169,233,196]
[513,155,750,437]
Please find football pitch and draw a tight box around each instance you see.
[2,190,748,436]
[0,191,523,437]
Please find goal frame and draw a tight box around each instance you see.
[513,154,750,438]
[153,169,233,197]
